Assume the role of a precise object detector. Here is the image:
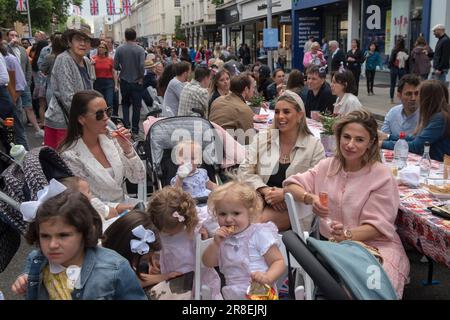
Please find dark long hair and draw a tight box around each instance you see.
[103,210,161,281]
[415,80,450,136]
[31,40,49,72]
[25,190,103,248]
[157,63,176,96]
[58,90,104,153]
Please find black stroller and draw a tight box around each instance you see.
[144,116,223,196]
[0,147,73,272]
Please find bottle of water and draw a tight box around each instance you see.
[0,290,4,300]
[339,61,345,73]
[418,141,431,177]
[393,132,409,171]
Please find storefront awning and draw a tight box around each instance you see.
[293,0,343,10]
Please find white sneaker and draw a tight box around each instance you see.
[34,129,44,138]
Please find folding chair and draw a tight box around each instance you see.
[194,234,213,300]
[284,192,315,300]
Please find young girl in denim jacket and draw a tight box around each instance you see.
[147,186,222,300]
[102,209,182,298]
[11,180,147,300]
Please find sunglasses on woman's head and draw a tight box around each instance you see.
[87,107,113,121]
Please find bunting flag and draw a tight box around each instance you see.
[16,0,27,12]
[122,0,131,16]
[106,0,115,15]
[73,5,81,16]
[90,0,99,16]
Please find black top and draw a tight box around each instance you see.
[433,33,450,71]
[77,63,92,90]
[346,49,365,71]
[331,49,346,72]
[267,162,291,188]
[305,82,336,118]
[208,90,221,115]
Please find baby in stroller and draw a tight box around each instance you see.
[170,140,218,198]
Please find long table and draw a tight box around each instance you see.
[254,114,450,274]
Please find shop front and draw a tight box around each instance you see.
[292,0,349,70]
[240,0,292,64]
[216,4,241,53]
[361,0,432,65]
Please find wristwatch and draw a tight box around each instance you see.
[343,229,353,240]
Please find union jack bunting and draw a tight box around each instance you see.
[16,0,27,12]
[106,0,115,15]
[122,0,131,16]
[90,0,99,15]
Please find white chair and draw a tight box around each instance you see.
[284,192,315,300]
[194,234,213,300]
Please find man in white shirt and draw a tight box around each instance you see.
[0,50,14,151]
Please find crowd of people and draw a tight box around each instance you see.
[0,21,449,301]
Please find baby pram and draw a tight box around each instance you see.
[144,116,223,192]
[282,230,398,300]
[0,146,73,272]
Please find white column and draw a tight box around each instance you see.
[222,25,227,47]
[347,0,361,50]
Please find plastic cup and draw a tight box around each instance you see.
[319,191,328,207]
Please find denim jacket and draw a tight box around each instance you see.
[24,247,147,300]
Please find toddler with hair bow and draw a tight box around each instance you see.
[12,179,147,300]
[102,210,182,298]
[146,186,223,300]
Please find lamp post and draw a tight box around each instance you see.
[259,0,281,71]
[25,0,32,37]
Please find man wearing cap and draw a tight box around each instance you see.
[431,24,450,83]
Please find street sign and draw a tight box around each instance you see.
[263,28,278,49]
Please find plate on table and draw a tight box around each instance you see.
[423,179,450,199]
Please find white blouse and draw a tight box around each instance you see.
[334,93,363,115]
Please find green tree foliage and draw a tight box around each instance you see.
[0,0,82,33]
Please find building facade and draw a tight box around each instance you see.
[112,0,180,46]
[181,0,219,49]
[291,0,448,72]
[216,0,292,63]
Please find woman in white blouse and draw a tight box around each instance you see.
[59,90,145,219]
[331,69,363,115]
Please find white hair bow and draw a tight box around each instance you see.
[20,179,67,222]
[130,225,156,255]
[172,211,185,222]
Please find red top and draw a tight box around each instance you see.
[92,55,114,79]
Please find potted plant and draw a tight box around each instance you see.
[249,95,265,108]
[319,113,338,156]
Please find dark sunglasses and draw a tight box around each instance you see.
[87,107,113,121]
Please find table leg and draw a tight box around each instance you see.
[421,256,440,286]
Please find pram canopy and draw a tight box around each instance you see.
[282,231,398,300]
[0,146,73,234]
[145,116,222,181]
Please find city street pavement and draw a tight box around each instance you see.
[1,75,449,300]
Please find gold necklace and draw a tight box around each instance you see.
[280,153,290,163]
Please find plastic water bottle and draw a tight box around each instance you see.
[339,61,345,73]
[418,141,431,178]
[393,132,409,171]
[0,290,4,300]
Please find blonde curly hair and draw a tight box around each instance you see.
[147,187,199,235]
[207,180,263,223]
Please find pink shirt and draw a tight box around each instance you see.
[284,157,410,298]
